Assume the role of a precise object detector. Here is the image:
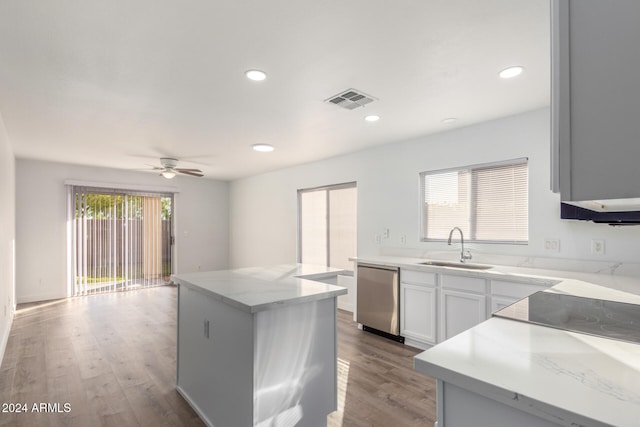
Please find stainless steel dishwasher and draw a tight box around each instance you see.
[356,263,404,343]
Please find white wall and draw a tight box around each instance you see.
[0,114,16,364]
[230,108,640,268]
[15,159,229,303]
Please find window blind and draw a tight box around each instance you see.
[69,186,174,296]
[421,159,528,243]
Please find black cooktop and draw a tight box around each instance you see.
[493,291,640,345]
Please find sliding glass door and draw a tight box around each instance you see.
[298,182,357,271]
[69,186,173,296]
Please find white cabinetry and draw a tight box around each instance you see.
[392,264,555,348]
[400,270,437,347]
[337,274,355,313]
[490,280,551,315]
[551,0,640,201]
[438,381,562,427]
[439,275,487,341]
[491,295,517,314]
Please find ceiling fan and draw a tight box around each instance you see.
[152,158,204,179]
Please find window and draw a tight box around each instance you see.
[298,183,357,270]
[420,159,528,243]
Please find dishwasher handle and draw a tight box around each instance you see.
[357,263,399,272]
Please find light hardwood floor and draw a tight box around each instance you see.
[0,286,436,426]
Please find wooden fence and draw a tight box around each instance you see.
[74,219,172,279]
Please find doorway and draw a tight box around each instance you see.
[68,186,174,296]
[298,182,357,271]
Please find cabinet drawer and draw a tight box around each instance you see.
[491,280,549,299]
[441,275,486,293]
[401,269,437,286]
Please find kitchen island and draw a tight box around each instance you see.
[171,264,348,427]
[414,279,640,427]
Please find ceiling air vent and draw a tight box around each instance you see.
[325,88,376,110]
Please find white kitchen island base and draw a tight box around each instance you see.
[173,265,347,427]
[415,315,640,427]
[435,381,564,427]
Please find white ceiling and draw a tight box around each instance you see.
[0,0,550,181]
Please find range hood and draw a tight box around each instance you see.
[561,201,640,225]
[565,198,640,212]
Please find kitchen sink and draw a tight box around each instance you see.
[418,260,493,270]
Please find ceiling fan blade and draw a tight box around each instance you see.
[132,167,162,172]
[177,169,204,177]
[175,168,203,173]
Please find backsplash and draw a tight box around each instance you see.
[378,246,640,279]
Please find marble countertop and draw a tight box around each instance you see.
[353,255,640,294]
[386,253,640,427]
[171,264,348,314]
[414,315,640,427]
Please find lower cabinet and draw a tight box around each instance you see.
[440,288,487,341]
[490,280,551,315]
[401,283,437,345]
[400,269,437,347]
[397,268,552,348]
[439,274,487,341]
[491,295,518,313]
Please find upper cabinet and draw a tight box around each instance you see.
[551,0,640,203]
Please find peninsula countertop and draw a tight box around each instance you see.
[411,273,640,427]
[170,263,348,313]
[349,255,640,426]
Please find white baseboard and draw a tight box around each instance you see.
[0,310,14,368]
[337,300,354,313]
[176,385,212,427]
[403,337,433,351]
[16,292,66,305]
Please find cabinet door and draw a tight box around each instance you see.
[490,280,550,315]
[400,283,436,345]
[491,295,518,314]
[552,0,640,200]
[440,289,486,341]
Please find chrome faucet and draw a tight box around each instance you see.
[448,227,472,263]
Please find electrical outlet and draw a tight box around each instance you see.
[400,235,406,245]
[544,238,560,252]
[383,228,390,239]
[591,239,605,255]
[375,234,381,244]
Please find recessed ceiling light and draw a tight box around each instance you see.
[364,115,380,122]
[245,69,267,81]
[252,143,274,152]
[499,66,524,79]
[442,118,457,124]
